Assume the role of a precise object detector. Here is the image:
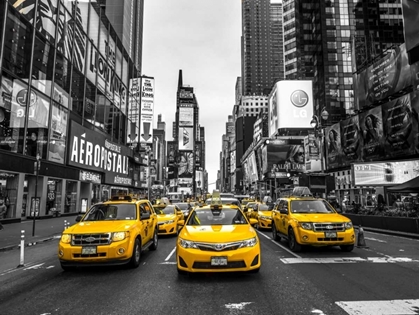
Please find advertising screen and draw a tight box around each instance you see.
[140,77,155,144]
[353,160,419,186]
[262,139,305,175]
[178,127,193,151]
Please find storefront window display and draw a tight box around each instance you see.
[0,172,18,219]
[46,179,62,216]
[65,180,77,213]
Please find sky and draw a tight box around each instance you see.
[142,0,242,192]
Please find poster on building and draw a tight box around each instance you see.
[382,93,417,158]
[167,141,177,165]
[177,151,193,178]
[354,44,411,108]
[247,151,259,183]
[128,78,141,128]
[359,106,385,161]
[261,139,305,175]
[325,125,342,169]
[179,107,194,126]
[195,142,202,167]
[140,76,155,144]
[178,127,193,151]
[48,103,68,164]
[340,116,362,166]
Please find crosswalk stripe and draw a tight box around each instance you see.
[280,257,418,264]
[336,299,419,315]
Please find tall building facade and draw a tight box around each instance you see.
[0,0,145,220]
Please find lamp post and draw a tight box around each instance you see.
[32,154,40,236]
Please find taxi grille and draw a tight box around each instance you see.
[193,261,246,269]
[72,233,111,246]
[195,241,242,252]
[313,223,345,232]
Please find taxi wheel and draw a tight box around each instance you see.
[288,228,301,252]
[150,230,158,251]
[272,224,280,241]
[129,238,141,268]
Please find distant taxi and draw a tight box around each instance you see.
[176,196,260,274]
[154,204,183,236]
[249,203,274,230]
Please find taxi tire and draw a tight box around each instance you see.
[272,224,280,241]
[288,228,301,252]
[129,238,141,268]
[150,229,158,251]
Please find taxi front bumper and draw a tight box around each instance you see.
[158,222,178,235]
[176,244,261,273]
[296,228,355,246]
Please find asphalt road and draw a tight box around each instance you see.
[0,229,418,315]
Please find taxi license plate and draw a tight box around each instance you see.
[211,256,227,266]
[325,232,337,238]
[82,246,97,255]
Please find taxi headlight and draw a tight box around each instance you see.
[112,231,127,242]
[178,238,199,249]
[344,221,353,230]
[260,215,272,220]
[300,222,313,230]
[239,237,258,248]
[163,220,174,224]
[61,234,71,244]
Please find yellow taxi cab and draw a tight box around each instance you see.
[243,201,257,218]
[176,192,261,275]
[153,204,184,236]
[249,203,274,230]
[271,187,355,252]
[58,196,158,270]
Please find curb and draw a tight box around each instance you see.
[0,235,60,253]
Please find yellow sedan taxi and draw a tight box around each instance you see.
[176,196,261,275]
[154,204,184,236]
[249,203,274,230]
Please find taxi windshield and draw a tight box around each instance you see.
[83,204,136,221]
[290,200,334,214]
[155,205,176,215]
[186,209,247,226]
[259,204,272,211]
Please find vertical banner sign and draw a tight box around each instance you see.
[140,76,155,144]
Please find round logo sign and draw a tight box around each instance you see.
[16,89,37,107]
[290,90,309,108]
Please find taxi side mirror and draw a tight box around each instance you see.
[279,208,288,215]
[75,215,82,222]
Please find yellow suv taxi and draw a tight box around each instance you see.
[58,196,158,270]
[271,189,355,252]
[176,193,261,274]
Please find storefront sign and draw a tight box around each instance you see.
[80,170,102,184]
[68,121,130,185]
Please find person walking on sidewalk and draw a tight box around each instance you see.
[0,198,6,230]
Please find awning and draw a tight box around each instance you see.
[387,176,419,193]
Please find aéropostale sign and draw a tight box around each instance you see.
[68,121,132,186]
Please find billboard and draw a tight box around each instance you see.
[268,81,313,136]
[325,124,342,169]
[354,44,412,108]
[261,139,305,175]
[353,160,419,186]
[359,106,385,161]
[140,76,155,144]
[178,127,193,151]
[177,151,194,178]
[179,107,194,126]
[340,116,362,165]
[167,141,177,165]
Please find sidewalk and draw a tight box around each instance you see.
[0,215,79,252]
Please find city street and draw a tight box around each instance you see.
[0,227,418,315]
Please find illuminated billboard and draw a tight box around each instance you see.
[178,127,193,151]
[268,81,313,136]
[140,76,155,144]
[352,160,419,186]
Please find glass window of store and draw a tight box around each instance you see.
[46,178,62,216]
[48,103,68,164]
[56,5,73,63]
[70,66,84,118]
[0,172,18,219]
[31,36,54,96]
[65,180,77,213]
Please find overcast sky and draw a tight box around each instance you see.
[142,0,242,192]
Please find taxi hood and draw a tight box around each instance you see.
[180,225,256,242]
[67,220,136,234]
[157,214,176,221]
[292,213,351,223]
[258,210,273,216]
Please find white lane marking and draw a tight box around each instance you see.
[46,266,55,269]
[280,257,418,264]
[165,247,176,261]
[336,299,419,315]
[24,263,45,270]
[159,262,177,265]
[311,309,327,315]
[256,230,301,258]
[365,237,387,243]
[224,302,253,310]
